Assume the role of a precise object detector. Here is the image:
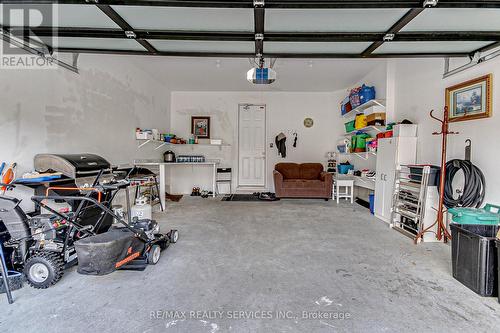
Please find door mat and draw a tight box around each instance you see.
[222,193,279,202]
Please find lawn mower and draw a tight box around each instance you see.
[0,173,178,289]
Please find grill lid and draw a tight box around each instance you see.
[34,154,111,179]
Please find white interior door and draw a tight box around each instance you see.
[238,104,266,187]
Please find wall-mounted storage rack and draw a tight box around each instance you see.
[344,125,385,136]
[336,151,376,160]
[342,99,386,119]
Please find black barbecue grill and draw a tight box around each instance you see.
[34,154,111,179]
[27,154,116,233]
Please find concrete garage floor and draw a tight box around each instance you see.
[1,197,499,332]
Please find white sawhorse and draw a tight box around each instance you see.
[333,179,354,204]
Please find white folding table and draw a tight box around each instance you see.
[134,160,219,209]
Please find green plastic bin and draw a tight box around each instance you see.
[449,204,500,225]
[344,120,356,133]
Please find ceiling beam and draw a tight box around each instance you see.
[23,27,500,42]
[3,0,500,8]
[473,41,500,54]
[361,7,424,56]
[96,4,157,53]
[254,3,265,57]
[53,47,469,58]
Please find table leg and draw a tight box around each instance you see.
[212,164,216,198]
[159,164,167,210]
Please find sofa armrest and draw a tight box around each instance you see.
[273,170,284,196]
[320,172,333,198]
[320,171,332,182]
[273,170,284,185]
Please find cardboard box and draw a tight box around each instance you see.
[366,113,386,126]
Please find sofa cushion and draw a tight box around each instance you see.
[275,163,301,180]
[282,179,304,188]
[283,179,325,189]
[299,163,324,180]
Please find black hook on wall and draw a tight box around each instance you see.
[465,139,472,161]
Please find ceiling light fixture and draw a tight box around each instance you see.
[383,33,395,42]
[423,0,438,7]
[124,31,136,39]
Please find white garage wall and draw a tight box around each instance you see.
[0,52,171,210]
[168,91,345,194]
[389,56,500,204]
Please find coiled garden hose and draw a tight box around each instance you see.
[441,159,485,209]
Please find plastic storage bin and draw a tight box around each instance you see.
[358,85,376,105]
[497,240,500,303]
[337,145,347,153]
[369,193,375,214]
[448,204,500,225]
[349,87,362,108]
[409,165,440,186]
[354,114,368,129]
[337,164,354,174]
[341,96,352,115]
[450,223,499,296]
[344,120,356,133]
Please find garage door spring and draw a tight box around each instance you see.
[440,159,485,209]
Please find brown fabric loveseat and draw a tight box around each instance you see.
[273,163,332,200]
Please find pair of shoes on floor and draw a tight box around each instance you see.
[191,187,201,196]
[200,191,213,198]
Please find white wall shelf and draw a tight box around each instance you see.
[344,125,385,136]
[337,151,376,160]
[354,176,375,191]
[136,139,231,150]
[342,99,386,118]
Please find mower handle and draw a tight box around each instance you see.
[31,195,149,242]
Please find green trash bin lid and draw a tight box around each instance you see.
[449,204,500,225]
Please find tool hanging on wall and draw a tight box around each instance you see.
[465,139,472,161]
[275,132,287,158]
[442,140,485,209]
[292,132,298,148]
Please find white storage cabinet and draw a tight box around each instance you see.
[374,137,417,223]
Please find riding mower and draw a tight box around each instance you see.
[0,174,178,289]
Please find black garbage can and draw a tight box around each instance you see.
[497,240,500,303]
[450,223,498,297]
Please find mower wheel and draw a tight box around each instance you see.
[24,252,64,289]
[169,229,179,243]
[147,245,161,265]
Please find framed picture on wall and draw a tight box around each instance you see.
[191,116,211,139]
[445,74,492,122]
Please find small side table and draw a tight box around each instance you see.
[334,176,354,204]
